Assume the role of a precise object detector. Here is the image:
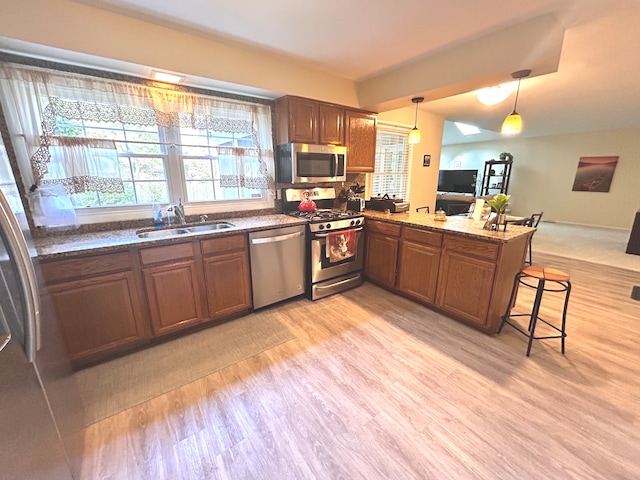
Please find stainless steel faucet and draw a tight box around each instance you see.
[173,198,186,225]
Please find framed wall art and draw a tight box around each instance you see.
[571,156,619,192]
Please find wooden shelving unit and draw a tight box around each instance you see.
[481,159,512,196]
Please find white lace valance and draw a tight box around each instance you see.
[0,63,275,195]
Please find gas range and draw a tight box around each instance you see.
[282,187,364,301]
[286,209,364,233]
[282,188,364,233]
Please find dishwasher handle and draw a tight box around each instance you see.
[250,230,304,245]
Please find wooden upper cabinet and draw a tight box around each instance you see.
[276,96,373,148]
[275,96,318,145]
[318,103,344,145]
[345,110,377,173]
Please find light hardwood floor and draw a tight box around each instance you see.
[79,251,640,479]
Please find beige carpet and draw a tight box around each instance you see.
[74,311,295,426]
[532,221,640,272]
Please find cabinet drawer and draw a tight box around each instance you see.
[367,220,401,237]
[41,252,131,284]
[443,235,499,260]
[403,227,442,247]
[139,242,195,266]
[201,234,246,256]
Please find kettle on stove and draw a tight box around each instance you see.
[298,190,317,212]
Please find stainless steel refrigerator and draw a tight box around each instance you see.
[0,131,83,478]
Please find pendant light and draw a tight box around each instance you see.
[408,96,424,144]
[501,69,531,135]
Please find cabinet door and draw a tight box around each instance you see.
[203,251,252,319]
[436,251,495,327]
[345,110,377,172]
[45,271,146,362]
[288,97,318,144]
[365,232,399,288]
[397,240,441,304]
[318,103,344,145]
[143,260,205,335]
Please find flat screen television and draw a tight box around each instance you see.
[438,169,478,194]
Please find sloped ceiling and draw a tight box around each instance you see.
[2,0,640,144]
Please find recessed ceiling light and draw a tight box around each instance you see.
[475,84,513,106]
[454,122,481,135]
[151,70,185,84]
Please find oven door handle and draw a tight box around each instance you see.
[313,227,363,238]
[316,273,361,289]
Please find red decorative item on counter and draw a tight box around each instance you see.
[298,190,317,212]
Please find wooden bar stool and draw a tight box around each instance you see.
[498,265,571,356]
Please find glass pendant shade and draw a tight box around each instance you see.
[501,111,522,135]
[500,69,531,135]
[408,127,421,144]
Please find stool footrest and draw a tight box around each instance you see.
[503,313,566,337]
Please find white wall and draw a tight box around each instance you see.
[378,108,445,212]
[0,0,359,106]
[441,128,640,229]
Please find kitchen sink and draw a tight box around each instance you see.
[186,222,234,233]
[136,222,234,239]
[137,228,191,238]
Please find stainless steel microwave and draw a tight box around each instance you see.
[276,143,347,183]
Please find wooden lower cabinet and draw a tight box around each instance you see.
[41,253,147,365]
[435,250,495,327]
[397,228,442,304]
[364,219,531,333]
[365,220,401,288]
[143,260,205,335]
[201,235,251,319]
[42,233,254,366]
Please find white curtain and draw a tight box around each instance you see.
[0,63,275,191]
[43,136,122,194]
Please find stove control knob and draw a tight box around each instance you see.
[326,223,331,230]
[355,219,361,225]
[318,224,324,230]
[350,220,355,226]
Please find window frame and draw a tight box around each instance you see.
[0,57,276,225]
[370,122,412,201]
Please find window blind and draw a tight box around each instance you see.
[372,126,411,200]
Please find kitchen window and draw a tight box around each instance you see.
[0,62,275,226]
[372,124,411,200]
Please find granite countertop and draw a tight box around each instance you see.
[34,214,306,260]
[363,211,535,242]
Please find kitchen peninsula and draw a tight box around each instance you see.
[363,211,535,333]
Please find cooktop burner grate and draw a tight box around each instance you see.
[286,209,362,222]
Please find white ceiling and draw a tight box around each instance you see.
[4,0,640,144]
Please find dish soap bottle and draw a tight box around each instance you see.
[152,201,163,228]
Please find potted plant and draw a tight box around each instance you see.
[499,152,513,162]
[487,193,511,225]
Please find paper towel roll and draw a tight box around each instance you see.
[472,198,485,222]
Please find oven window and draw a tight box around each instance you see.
[320,243,356,268]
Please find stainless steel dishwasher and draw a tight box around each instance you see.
[249,225,306,309]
